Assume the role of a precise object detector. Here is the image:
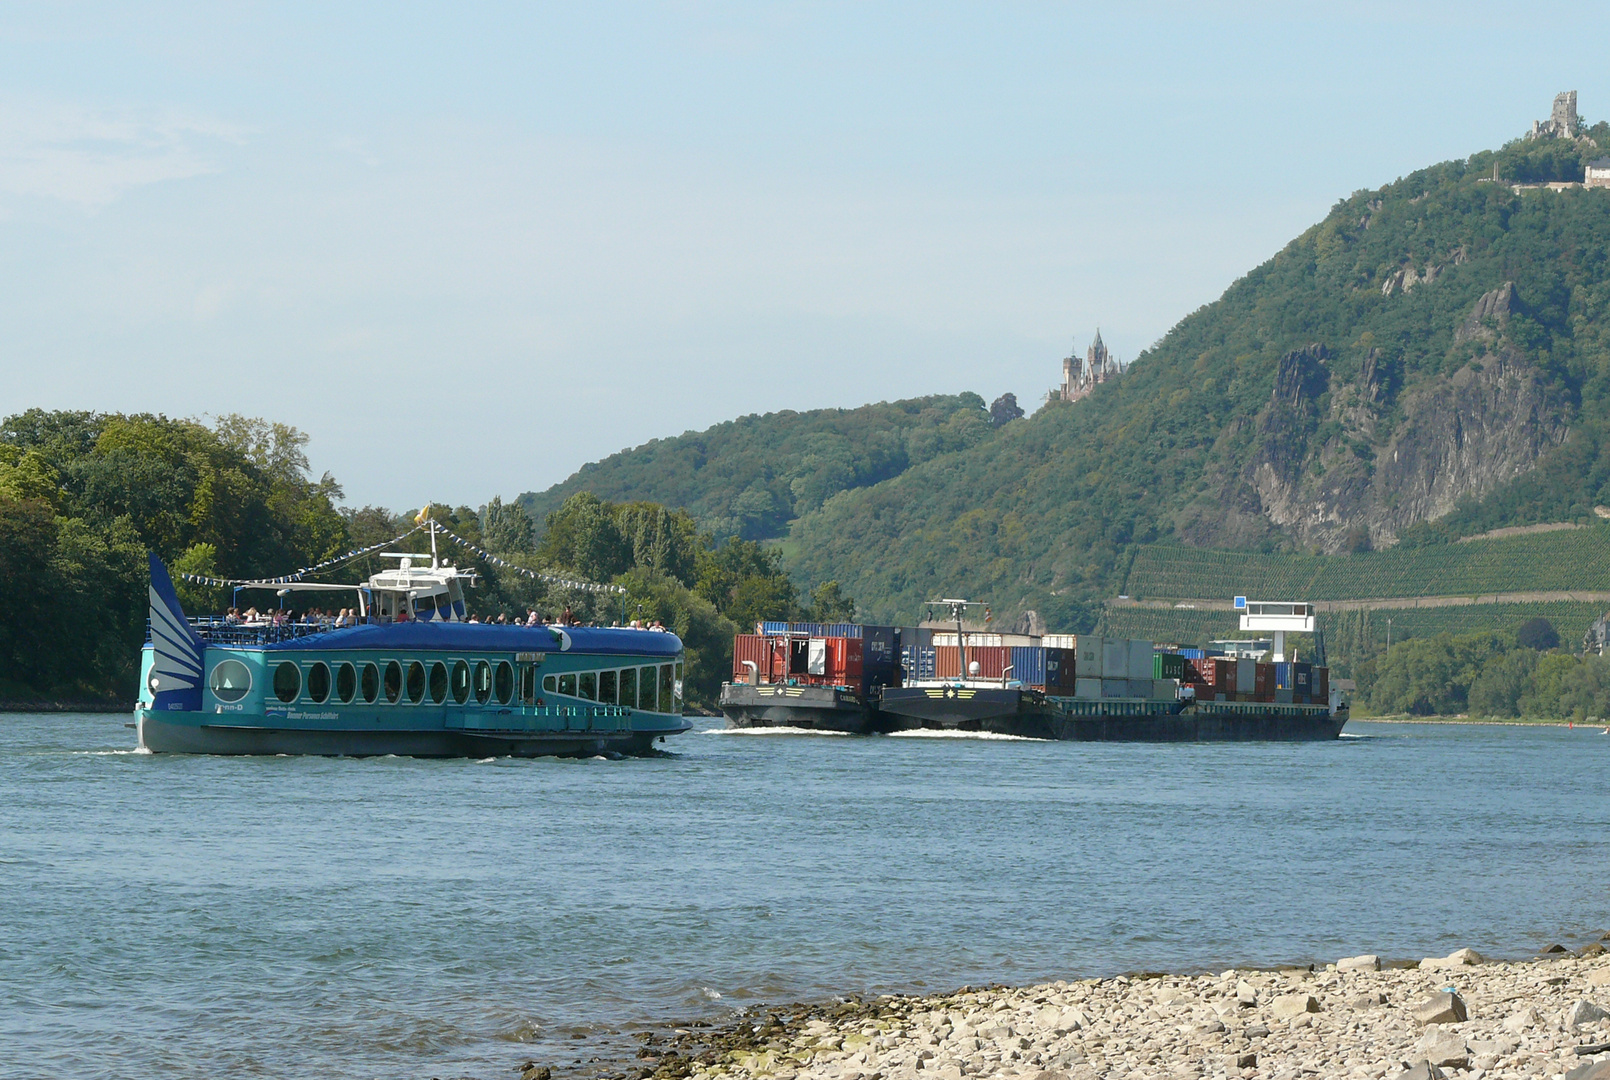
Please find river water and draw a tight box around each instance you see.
[2,714,1607,1079]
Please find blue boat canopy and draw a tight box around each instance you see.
[257,622,683,656]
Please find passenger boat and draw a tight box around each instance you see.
[135,526,691,757]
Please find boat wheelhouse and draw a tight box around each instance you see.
[135,527,691,757]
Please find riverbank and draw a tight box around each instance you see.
[595,946,1610,1080]
[1355,715,1600,727]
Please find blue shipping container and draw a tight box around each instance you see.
[825,623,863,639]
[761,621,789,635]
[1179,648,1205,660]
[1275,662,1292,690]
[1009,645,1047,686]
[902,645,937,681]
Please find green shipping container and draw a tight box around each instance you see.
[1153,652,1187,680]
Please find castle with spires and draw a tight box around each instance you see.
[1059,331,1122,402]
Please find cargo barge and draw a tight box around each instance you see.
[721,601,1346,742]
[718,623,904,733]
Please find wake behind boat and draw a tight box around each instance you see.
[136,522,691,757]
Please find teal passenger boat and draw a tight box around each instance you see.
[135,529,691,757]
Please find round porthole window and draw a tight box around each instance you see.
[210,659,252,703]
[274,661,301,703]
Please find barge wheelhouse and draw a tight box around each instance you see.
[135,544,691,757]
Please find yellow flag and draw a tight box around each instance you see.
[414,504,431,525]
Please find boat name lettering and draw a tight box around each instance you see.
[515,652,546,663]
[286,711,340,721]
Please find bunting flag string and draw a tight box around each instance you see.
[177,525,425,589]
[432,525,626,595]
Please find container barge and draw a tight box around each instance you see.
[720,602,1346,742]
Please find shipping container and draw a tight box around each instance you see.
[1101,678,1130,698]
[825,623,862,638]
[1255,663,1275,698]
[1191,657,1235,686]
[1274,662,1292,690]
[760,621,788,635]
[732,634,772,683]
[1275,688,1293,704]
[1153,653,1187,680]
[1179,647,1205,660]
[1127,639,1154,680]
[1151,679,1178,700]
[935,644,1012,680]
[898,626,934,651]
[1128,679,1153,698]
[1009,645,1046,686]
[1235,658,1256,695]
[1043,634,1078,649]
[1044,647,1078,690]
[902,645,937,682]
[933,632,1004,648]
[1315,667,1330,701]
[1101,639,1128,679]
[1075,634,1104,675]
[1074,677,1103,700]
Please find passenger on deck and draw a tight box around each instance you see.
[561,605,575,626]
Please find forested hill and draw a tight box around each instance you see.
[516,394,997,541]
[784,121,1610,628]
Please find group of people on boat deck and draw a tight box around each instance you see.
[223,607,359,629]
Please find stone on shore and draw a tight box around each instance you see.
[1591,967,1610,987]
[1418,1024,1469,1068]
[1566,1060,1610,1080]
[1338,953,1381,971]
[1392,1062,1445,1080]
[1567,999,1610,1028]
[1412,989,1468,1025]
[1268,992,1319,1019]
[1420,947,1483,970]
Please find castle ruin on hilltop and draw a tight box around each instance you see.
[1527,90,1579,140]
[1060,330,1122,403]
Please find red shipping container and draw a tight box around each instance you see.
[1192,658,1235,686]
[1254,663,1275,701]
[732,634,771,683]
[934,644,1011,680]
[827,637,863,681]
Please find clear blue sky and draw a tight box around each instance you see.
[1,2,1605,512]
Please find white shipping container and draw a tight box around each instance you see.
[1128,679,1153,698]
[1075,677,1102,700]
[1102,640,1128,679]
[1101,678,1129,698]
[1152,679,1178,700]
[1076,634,1104,673]
[1044,634,1078,649]
[1235,658,1255,694]
[932,633,1003,648]
[1128,639,1154,680]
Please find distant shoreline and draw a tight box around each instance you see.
[0,701,131,714]
[1353,715,1598,728]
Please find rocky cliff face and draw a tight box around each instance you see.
[1237,284,1570,553]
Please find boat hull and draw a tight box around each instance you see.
[876,685,1346,741]
[137,710,690,758]
[718,683,890,734]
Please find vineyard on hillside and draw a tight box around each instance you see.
[1123,527,1610,602]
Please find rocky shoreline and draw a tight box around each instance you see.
[550,942,1610,1080]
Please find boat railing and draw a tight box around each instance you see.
[143,616,371,647]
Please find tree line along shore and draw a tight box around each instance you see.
[585,945,1610,1080]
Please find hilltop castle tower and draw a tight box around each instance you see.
[1528,91,1579,139]
[1060,330,1122,402]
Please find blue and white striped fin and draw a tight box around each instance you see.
[147,553,206,711]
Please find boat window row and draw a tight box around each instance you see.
[542,663,682,713]
[265,658,525,707]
